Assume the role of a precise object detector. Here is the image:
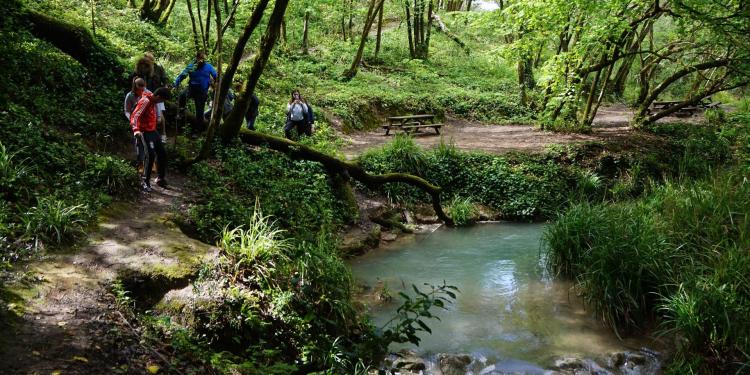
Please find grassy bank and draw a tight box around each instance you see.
[544,112,750,373]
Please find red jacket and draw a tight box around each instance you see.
[130,92,157,133]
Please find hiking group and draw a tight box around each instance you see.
[124,51,315,192]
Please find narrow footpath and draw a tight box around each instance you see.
[0,176,216,374]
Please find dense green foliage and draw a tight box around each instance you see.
[544,113,750,373]
[0,2,138,269]
[184,144,357,243]
[357,118,734,221]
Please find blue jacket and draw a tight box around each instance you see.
[174,62,217,93]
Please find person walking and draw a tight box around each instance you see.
[284,90,310,139]
[174,51,217,130]
[246,92,260,130]
[131,87,171,192]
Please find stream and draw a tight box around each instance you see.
[350,223,663,374]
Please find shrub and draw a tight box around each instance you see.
[82,154,140,196]
[545,169,750,372]
[446,196,477,226]
[22,198,88,246]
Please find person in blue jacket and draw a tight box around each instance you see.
[174,51,217,130]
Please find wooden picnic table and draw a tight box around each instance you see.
[649,98,721,117]
[382,114,444,135]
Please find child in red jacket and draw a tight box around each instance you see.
[131,87,171,192]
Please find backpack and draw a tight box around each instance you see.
[290,103,306,121]
[307,104,315,124]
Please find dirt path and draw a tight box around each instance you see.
[341,105,700,158]
[0,176,216,374]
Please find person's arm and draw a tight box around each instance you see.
[174,65,190,87]
[124,93,132,121]
[130,97,150,135]
[286,103,292,114]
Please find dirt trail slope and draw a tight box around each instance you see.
[341,105,699,158]
[0,177,216,374]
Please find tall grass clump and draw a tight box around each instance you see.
[447,196,477,226]
[219,207,290,285]
[544,169,750,372]
[544,202,669,332]
[22,198,88,246]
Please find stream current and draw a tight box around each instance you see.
[350,223,658,370]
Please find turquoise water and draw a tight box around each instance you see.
[350,223,650,367]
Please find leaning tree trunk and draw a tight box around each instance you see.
[219,0,289,142]
[302,10,310,55]
[23,10,126,87]
[193,0,271,163]
[236,130,455,226]
[344,0,385,79]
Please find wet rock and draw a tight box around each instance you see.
[627,353,647,365]
[554,357,587,371]
[339,225,381,256]
[607,352,625,368]
[414,213,439,223]
[438,353,472,375]
[380,231,398,242]
[475,204,500,221]
[387,350,426,374]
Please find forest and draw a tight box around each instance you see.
[0,0,748,374]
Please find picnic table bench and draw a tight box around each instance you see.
[382,114,443,135]
[649,98,722,117]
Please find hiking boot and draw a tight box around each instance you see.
[155,178,168,188]
[142,181,152,193]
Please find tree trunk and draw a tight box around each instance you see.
[344,0,385,80]
[302,10,310,54]
[196,0,207,51]
[23,10,126,86]
[405,2,415,57]
[219,0,289,142]
[158,0,177,25]
[186,0,202,53]
[193,0,270,163]
[635,59,730,120]
[374,0,384,58]
[430,13,468,54]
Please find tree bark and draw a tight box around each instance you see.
[344,0,385,79]
[193,0,271,163]
[219,0,289,142]
[430,13,468,54]
[302,10,310,55]
[23,10,126,86]
[374,0,384,58]
[236,130,455,226]
[186,0,202,53]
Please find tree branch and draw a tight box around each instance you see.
[236,130,454,226]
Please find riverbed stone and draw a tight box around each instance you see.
[438,353,472,375]
[607,352,625,368]
[381,231,398,241]
[339,224,381,256]
[387,350,426,374]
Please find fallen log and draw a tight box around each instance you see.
[431,13,469,55]
[236,130,455,226]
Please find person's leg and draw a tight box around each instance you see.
[177,89,189,117]
[143,132,158,186]
[134,135,145,167]
[302,121,312,136]
[284,119,295,139]
[193,90,208,130]
[245,111,257,130]
[154,132,168,185]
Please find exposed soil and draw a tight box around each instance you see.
[341,105,701,158]
[0,175,216,374]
